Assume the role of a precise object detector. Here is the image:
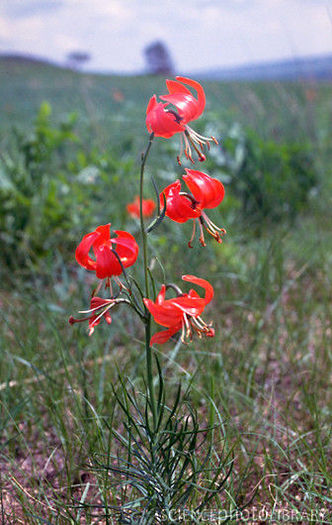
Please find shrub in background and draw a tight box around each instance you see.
[0,102,136,272]
[211,123,318,227]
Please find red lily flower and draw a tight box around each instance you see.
[146,76,218,164]
[143,275,215,345]
[160,169,226,247]
[69,297,115,336]
[126,196,156,219]
[75,224,139,280]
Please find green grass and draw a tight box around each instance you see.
[0,60,331,523]
[1,58,331,146]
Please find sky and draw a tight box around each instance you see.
[0,0,331,73]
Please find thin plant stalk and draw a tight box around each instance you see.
[139,132,157,431]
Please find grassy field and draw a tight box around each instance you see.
[0,59,331,523]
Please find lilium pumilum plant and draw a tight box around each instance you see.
[160,169,226,247]
[75,223,139,282]
[146,76,218,164]
[126,195,156,219]
[143,275,215,345]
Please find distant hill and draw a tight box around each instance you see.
[0,53,58,68]
[1,52,332,81]
[195,54,332,81]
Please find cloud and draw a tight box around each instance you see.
[0,0,331,72]
[1,0,64,19]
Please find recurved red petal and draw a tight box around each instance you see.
[91,224,111,251]
[90,297,113,310]
[165,79,193,97]
[160,93,199,124]
[146,94,158,115]
[112,230,139,268]
[88,309,112,336]
[169,294,206,317]
[95,244,122,279]
[161,180,201,223]
[176,77,206,119]
[187,289,200,299]
[75,231,99,271]
[176,76,206,118]
[183,170,225,209]
[146,97,184,138]
[104,311,112,325]
[160,77,206,123]
[150,323,182,345]
[143,297,184,327]
[182,275,214,305]
[156,284,166,305]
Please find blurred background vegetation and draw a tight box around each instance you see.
[0,59,330,273]
[0,58,331,522]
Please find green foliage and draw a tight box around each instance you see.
[0,102,137,271]
[0,102,77,266]
[1,227,331,521]
[212,124,318,227]
[77,364,248,524]
[0,74,329,271]
[0,67,331,521]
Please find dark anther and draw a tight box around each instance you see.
[166,109,183,124]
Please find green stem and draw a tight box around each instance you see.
[139,132,157,431]
[145,321,157,431]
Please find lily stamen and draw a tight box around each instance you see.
[184,313,192,341]
[201,211,226,244]
[188,219,197,248]
[185,126,218,163]
[198,219,207,247]
[78,298,114,314]
[185,129,206,163]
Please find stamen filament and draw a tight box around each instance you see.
[177,135,185,166]
[91,304,114,325]
[192,316,207,329]
[91,281,102,298]
[185,130,206,162]
[198,219,206,247]
[188,219,197,248]
[78,300,113,314]
[200,211,227,243]
[183,314,192,342]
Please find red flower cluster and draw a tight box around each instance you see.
[75,224,139,280]
[146,76,217,164]
[160,169,226,246]
[126,196,156,219]
[71,224,138,334]
[144,275,215,345]
[71,76,223,344]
